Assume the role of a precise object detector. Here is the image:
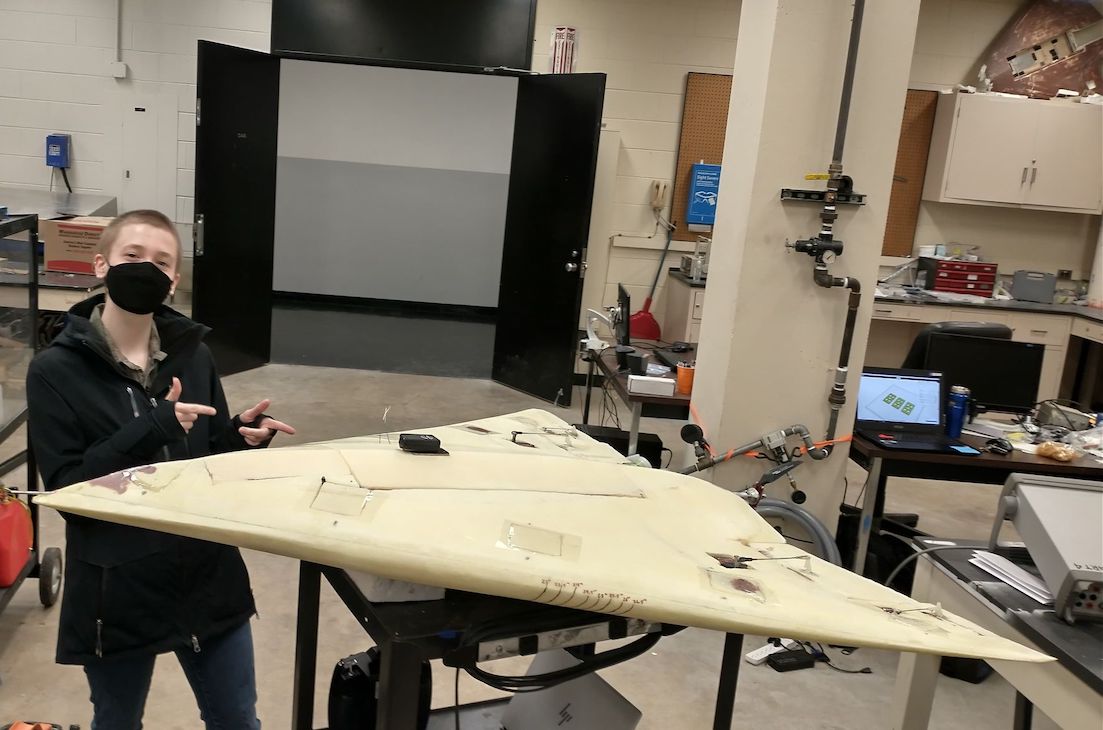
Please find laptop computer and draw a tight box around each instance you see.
[855,367,979,455]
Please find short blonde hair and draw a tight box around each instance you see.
[98,209,183,263]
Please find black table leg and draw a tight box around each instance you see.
[582,357,595,425]
[713,632,744,730]
[1013,691,1034,730]
[377,640,426,730]
[292,562,322,730]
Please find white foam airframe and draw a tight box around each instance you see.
[36,409,1049,664]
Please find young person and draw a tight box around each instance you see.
[27,209,294,729]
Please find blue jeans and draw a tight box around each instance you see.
[83,621,260,730]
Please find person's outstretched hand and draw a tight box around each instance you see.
[237,398,296,446]
[165,377,216,433]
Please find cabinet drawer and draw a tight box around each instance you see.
[871,303,923,321]
[1010,313,1070,346]
[947,308,1010,325]
[933,270,996,284]
[691,290,705,321]
[1071,317,1103,344]
[939,260,997,275]
[933,281,993,295]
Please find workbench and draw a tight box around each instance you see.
[891,540,1103,730]
[579,345,690,455]
[291,562,747,730]
[846,433,1103,576]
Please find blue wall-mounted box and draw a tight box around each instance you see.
[686,163,721,229]
[46,133,71,168]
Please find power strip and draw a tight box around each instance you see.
[744,638,799,665]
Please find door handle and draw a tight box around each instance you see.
[565,263,579,273]
[1030,166,1037,184]
[194,213,205,257]
[1021,167,1028,183]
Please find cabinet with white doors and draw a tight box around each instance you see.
[923,92,1102,214]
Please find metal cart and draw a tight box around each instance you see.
[0,212,62,614]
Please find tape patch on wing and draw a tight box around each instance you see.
[497,522,581,559]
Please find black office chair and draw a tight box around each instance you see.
[901,321,1012,369]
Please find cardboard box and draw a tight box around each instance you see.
[41,216,114,274]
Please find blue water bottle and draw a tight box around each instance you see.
[946,385,970,438]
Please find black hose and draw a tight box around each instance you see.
[463,631,662,693]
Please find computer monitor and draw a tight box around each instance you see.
[615,284,632,370]
[923,333,1044,415]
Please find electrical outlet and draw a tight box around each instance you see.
[649,180,668,211]
[1058,269,1072,280]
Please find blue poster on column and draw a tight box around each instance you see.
[686,163,721,227]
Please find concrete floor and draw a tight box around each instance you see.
[0,364,1059,728]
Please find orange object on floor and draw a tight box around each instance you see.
[0,491,33,587]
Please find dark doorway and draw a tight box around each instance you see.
[491,73,605,405]
[193,41,279,375]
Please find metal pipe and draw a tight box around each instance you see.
[789,1,867,446]
[824,282,862,442]
[832,0,866,166]
[836,285,861,368]
[782,425,829,460]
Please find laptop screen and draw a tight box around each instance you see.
[857,370,943,427]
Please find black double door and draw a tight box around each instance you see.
[194,42,604,402]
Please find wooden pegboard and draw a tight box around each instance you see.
[881,90,938,257]
[671,73,732,242]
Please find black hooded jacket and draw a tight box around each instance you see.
[27,295,261,665]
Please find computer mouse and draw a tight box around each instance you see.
[986,438,1013,455]
[670,341,693,353]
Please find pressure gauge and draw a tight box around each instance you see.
[821,251,837,265]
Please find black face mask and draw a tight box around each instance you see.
[105,261,172,315]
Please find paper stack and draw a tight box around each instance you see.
[969,551,1054,605]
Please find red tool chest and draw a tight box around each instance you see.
[917,257,997,297]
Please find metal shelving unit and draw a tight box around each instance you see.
[0,212,62,614]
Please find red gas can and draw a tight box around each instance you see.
[0,493,32,587]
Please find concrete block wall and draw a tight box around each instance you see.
[0,0,271,293]
[531,0,741,331]
[3,0,1096,298]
